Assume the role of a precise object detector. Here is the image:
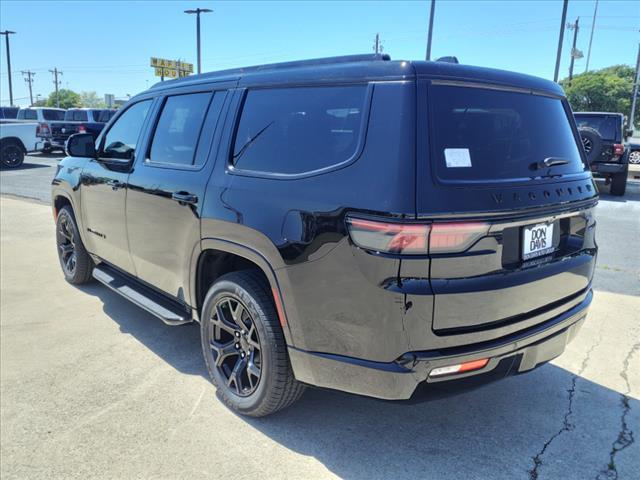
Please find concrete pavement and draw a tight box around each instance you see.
[0,192,638,479]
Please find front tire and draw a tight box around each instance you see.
[56,206,94,284]
[200,270,305,417]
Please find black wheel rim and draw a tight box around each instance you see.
[581,136,592,154]
[207,296,262,397]
[57,215,77,276]
[2,145,22,167]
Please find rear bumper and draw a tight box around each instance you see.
[591,162,626,174]
[289,289,592,400]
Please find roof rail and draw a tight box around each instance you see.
[150,53,391,90]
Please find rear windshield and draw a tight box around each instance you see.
[92,109,115,123]
[430,85,585,183]
[574,115,620,141]
[43,109,65,121]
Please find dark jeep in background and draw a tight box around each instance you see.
[52,54,598,417]
[575,112,630,196]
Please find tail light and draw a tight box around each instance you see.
[346,218,429,254]
[429,222,489,253]
[78,125,87,133]
[613,144,624,156]
[37,123,50,137]
[346,217,489,255]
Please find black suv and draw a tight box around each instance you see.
[575,112,629,196]
[52,54,597,417]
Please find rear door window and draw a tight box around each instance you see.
[231,85,367,175]
[429,84,585,183]
[43,109,65,121]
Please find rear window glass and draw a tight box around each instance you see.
[72,110,88,121]
[21,109,37,120]
[574,115,620,141]
[91,109,115,123]
[430,85,585,183]
[232,85,367,175]
[43,109,65,121]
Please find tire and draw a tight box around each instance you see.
[200,270,305,417]
[629,150,640,165]
[0,141,25,169]
[578,127,604,163]
[610,168,628,196]
[56,206,94,284]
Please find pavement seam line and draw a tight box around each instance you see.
[527,331,602,480]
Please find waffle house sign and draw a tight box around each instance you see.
[151,57,194,79]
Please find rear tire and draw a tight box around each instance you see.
[610,168,627,196]
[0,141,25,169]
[56,206,94,284]
[200,270,305,417]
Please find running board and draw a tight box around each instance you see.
[92,265,193,326]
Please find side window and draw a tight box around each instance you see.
[101,100,152,160]
[231,85,367,175]
[25,110,37,120]
[148,92,212,166]
[17,110,25,119]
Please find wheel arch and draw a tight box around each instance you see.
[195,239,293,344]
[0,136,27,153]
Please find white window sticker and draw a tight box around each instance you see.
[444,148,472,168]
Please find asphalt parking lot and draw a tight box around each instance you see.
[1,155,639,479]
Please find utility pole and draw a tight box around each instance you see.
[21,70,35,106]
[585,0,598,72]
[567,18,580,84]
[0,31,16,106]
[184,8,212,75]
[425,0,436,61]
[630,43,640,133]
[49,68,62,108]
[553,0,569,83]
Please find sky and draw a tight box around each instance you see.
[0,0,639,107]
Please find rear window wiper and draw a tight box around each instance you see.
[531,157,570,170]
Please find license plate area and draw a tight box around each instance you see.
[522,222,557,260]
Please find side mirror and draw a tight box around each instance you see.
[66,133,96,158]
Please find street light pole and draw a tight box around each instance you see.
[0,31,16,106]
[425,0,436,61]
[184,8,212,75]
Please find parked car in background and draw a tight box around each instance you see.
[53,54,597,417]
[0,121,41,168]
[0,106,20,121]
[16,107,67,153]
[48,108,117,152]
[627,138,640,164]
[574,112,629,196]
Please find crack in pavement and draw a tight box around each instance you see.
[596,340,640,480]
[528,333,602,480]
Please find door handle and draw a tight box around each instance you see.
[171,191,198,205]
[106,179,125,190]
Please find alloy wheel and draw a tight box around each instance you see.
[581,136,592,154]
[629,150,640,165]
[1,145,22,167]
[57,215,77,276]
[208,296,262,397]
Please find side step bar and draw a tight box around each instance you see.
[92,265,193,326]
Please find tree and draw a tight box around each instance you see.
[560,65,637,127]
[79,91,106,108]
[45,89,81,109]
